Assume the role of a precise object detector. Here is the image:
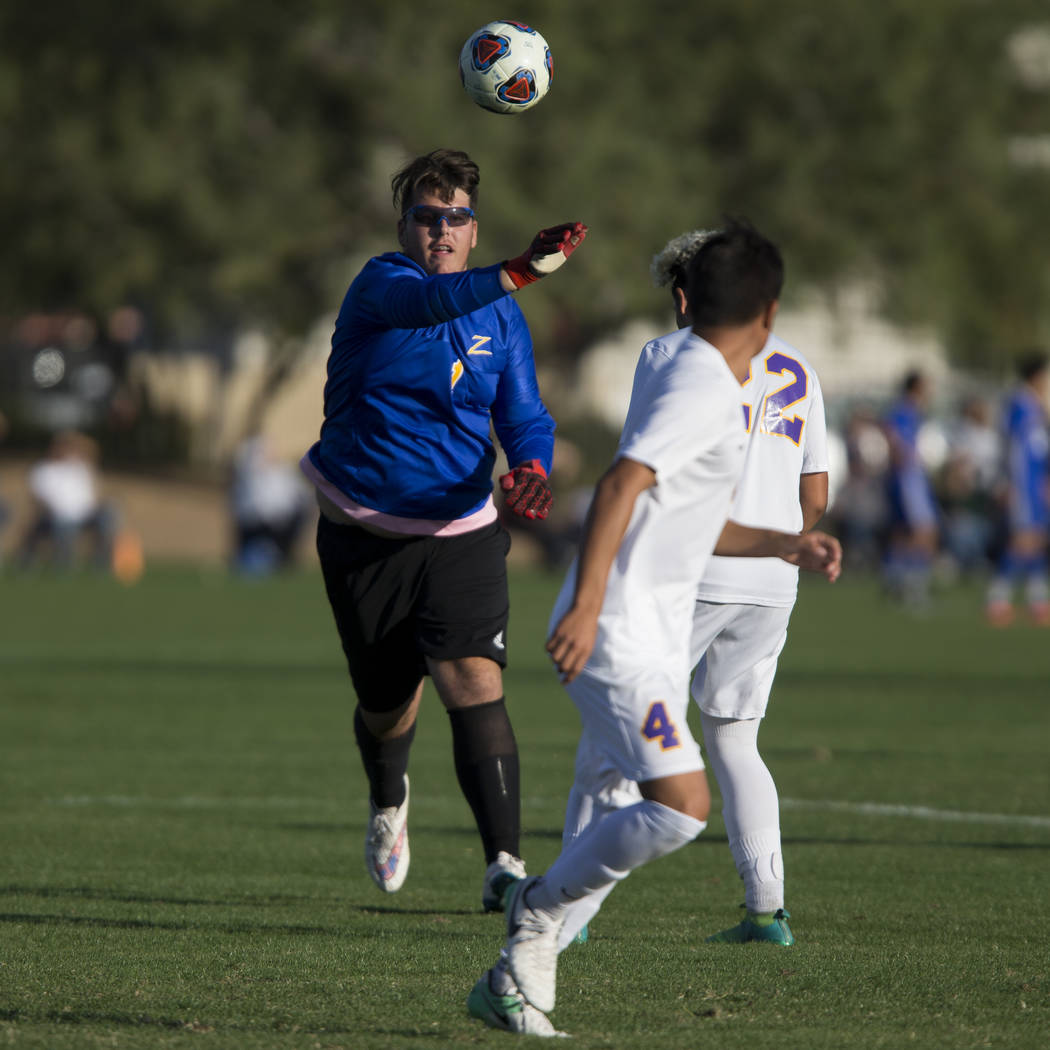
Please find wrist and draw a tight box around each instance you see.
[517,459,547,478]
[502,258,539,290]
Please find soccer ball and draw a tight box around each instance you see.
[459,20,553,114]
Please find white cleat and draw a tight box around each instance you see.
[482,851,527,912]
[467,966,568,1037]
[364,775,410,893]
[505,876,564,1014]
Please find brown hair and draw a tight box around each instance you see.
[391,149,480,214]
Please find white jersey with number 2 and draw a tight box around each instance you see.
[698,332,828,608]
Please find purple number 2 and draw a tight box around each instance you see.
[759,351,807,445]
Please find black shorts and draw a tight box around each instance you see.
[316,515,511,712]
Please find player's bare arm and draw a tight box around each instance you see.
[714,520,842,583]
[547,456,657,682]
[799,471,829,531]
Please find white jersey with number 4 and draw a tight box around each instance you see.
[698,332,828,608]
[552,327,747,680]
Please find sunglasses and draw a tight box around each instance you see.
[403,204,476,228]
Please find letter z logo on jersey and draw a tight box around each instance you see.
[452,335,494,390]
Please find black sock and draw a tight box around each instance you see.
[353,707,414,808]
[447,698,520,864]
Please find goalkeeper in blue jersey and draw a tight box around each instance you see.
[300,148,587,909]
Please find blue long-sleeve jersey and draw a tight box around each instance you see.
[1004,386,1049,529]
[304,252,555,521]
[884,397,936,526]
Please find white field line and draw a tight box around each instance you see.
[48,794,1050,829]
[781,797,1050,829]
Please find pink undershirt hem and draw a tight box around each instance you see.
[300,454,497,537]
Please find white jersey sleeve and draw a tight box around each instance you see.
[697,333,829,607]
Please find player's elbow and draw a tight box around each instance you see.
[804,499,828,529]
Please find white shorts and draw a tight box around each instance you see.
[688,601,793,720]
[565,665,705,784]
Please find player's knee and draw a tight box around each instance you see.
[681,782,710,823]
[429,655,503,707]
[639,770,710,822]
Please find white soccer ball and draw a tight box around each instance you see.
[459,20,553,114]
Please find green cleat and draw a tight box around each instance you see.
[467,969,567,1037]
[707,906,795,946]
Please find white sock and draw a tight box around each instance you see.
[701,712,784,913]
[555,736,647,946]
[528,799,705,914]
[556,883,615,951]
[561,782,593,850]
[556,782,611,951]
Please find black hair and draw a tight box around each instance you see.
[684,218,783,329]
[1017,349,1048,383]
[902,370,926,395]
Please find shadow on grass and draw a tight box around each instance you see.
[0,908,485,933]
[4,657,341,678]
[0,885,333,907]
[0,911,346,935]
[0,1009,387,1037]
[277,821,567,840]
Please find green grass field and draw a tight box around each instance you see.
[2,567,1048,1049]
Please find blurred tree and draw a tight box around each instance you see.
[0,0,373,342]
[2,0,1048,387]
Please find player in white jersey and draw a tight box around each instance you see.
[559,232,829,949]
[690,332,828,944]
[467,221,842,1036]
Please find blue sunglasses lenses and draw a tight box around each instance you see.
[404,205,475,227]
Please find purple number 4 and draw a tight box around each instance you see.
[641,701,681,750]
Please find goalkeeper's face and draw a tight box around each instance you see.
[397,188,478,276]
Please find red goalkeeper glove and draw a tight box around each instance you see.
[503,221,588,290]
[500,459,553,520]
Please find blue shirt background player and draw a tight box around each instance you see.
[987,352,1050,625]
[881,369,938,605]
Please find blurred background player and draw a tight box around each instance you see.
[229,431,311,575]
[985,352,1050,625]
[16,430,118,572]
[881,369,938,606]
[468,221,841,1036]
[939,395,1002,578]
[300,148,586,910]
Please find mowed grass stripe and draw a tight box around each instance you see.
[42,793,1050,829]
[1,569,1048,1049]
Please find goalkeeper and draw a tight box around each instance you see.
[300,148,586,911]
